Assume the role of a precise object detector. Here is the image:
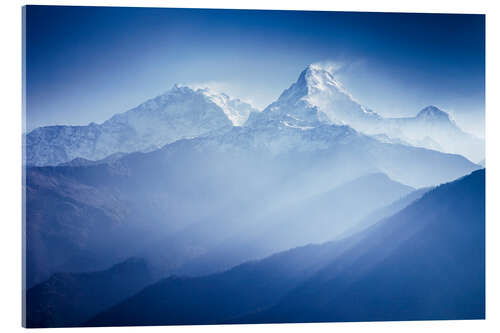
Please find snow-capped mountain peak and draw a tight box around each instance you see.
[379,104,484,162]
[416,105,451,122]
[277,64,346,104]
[25,65,484,167]
[246,64,380,130]
[194,86,258,126]
[301,65,379,119]
[245,64,484,162]
[25,84,258,166]
[302,64,344,93]
[110,84,257,127]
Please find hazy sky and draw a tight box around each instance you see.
[25,6,485,137]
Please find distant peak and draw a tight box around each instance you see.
[293,64,342,95]
[301,64,322,76]
[416,106,450,120]
[420,105,442,113]
[165,84,225,99]
[306,62,339,74]
[173,85,232,103]
[303,63,336,78]
[168,84,196,95]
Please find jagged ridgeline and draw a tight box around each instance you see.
[26,65,483,166]
[25,64,485,327]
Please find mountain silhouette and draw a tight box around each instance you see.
[86,169,485,326]
[26,258,154,328]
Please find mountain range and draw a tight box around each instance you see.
[25,66,482,285]
[84,169,484,326]
[173,172,415,276]
[26,65,483,166]
[247,65,484,162]
[24,64,485,327]
[25,114,479,287]
[25,85,256,166]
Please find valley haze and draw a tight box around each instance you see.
[23,6,485,329]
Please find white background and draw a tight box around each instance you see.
[1,0,498,332]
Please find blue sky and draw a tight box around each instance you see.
[25,6,485,137]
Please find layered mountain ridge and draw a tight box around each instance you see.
[25,116,478,287]
[24,63,485,327]
[85,169,485,326]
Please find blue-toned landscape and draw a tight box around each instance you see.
[23,6,485,328]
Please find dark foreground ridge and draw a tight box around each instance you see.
[26,258,154,328]
[86,169,485,326]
